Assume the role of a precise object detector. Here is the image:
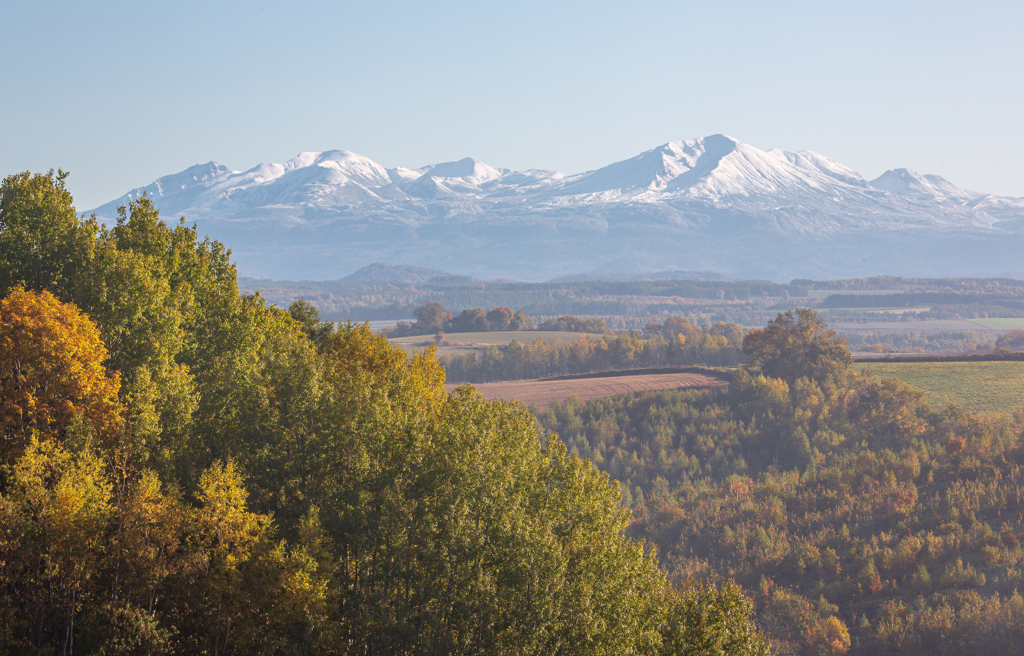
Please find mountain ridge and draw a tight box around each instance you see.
[89,135,1024,281]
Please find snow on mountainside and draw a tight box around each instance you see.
[869,169,987,204]
[553,135,868,200]
[90,135,1024,281]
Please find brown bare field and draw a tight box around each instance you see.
[447,372,728,409]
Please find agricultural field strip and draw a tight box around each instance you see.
[391,330,602,348]
[447,372,728,409]
[853,361,1024,416]
[806,289,906,297]
[830,320,1001,334]
[969,318,1024,330]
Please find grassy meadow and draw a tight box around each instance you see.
[805,289,905,297]
[969,318,1024,330]
[854,360,1024,416]
[391,330,602,357]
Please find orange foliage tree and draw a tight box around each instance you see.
[0,287,122,456]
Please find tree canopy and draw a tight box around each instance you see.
[742,308,852,384]
[0,287,123,457]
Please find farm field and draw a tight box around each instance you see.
[863,307,930,314]
[853,361,1024,416]
[829,319,1000,334]
[807,289,905,297]
[392,330,600,357]
[448,371,729,409]
[969,318,1024,330]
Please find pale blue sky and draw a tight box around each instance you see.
[2,0,1022,209]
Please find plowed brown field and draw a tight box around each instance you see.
[446,372,728,409]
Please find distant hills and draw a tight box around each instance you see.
[334,263,728,284]
[342,263,457,283]
[90,135,1024,281]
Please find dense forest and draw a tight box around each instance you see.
[0,171,770,655]
[536,310,1024,655]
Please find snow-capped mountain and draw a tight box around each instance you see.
[90,136,1024,281]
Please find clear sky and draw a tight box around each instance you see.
[3,0,1022,209]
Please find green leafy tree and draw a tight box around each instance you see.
[510,309,534,330]
[0,170,95,298]
[288,298,333,348]
[660,578,771,656]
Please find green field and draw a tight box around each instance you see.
[807,289,905,298]
[391,331,601,357]
[830,319,992,333]
[853,361,1024,416]
[968,318,1024,330]
[863,307,930,315]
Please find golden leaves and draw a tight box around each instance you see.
[0,287,123,457]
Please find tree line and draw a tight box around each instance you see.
[443,318,744,383]
[390,301,536,336]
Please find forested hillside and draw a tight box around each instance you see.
[536,310,1024,655]
[0,171,769,655]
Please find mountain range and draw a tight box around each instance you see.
[90,135,1024,281]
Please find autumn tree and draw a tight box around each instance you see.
[742,308,852,385]
[297,322,667,654]
[996,329,1024,350]
[0,287,123,460]
[414,301,451,333]
[486,306,514,330]
[0,438,327,655]
[450,306,488,332]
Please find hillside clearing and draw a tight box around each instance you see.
[448,371,728,409]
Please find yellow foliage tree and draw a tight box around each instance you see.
[0,287,123,458]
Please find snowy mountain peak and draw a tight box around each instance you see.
[869,168,981,202]
[422,157,503,184]
[558,136,731,196]
[557,134,864,200]
[285,150,393,188]
[147,161,233,194]
[90,161,234,216]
